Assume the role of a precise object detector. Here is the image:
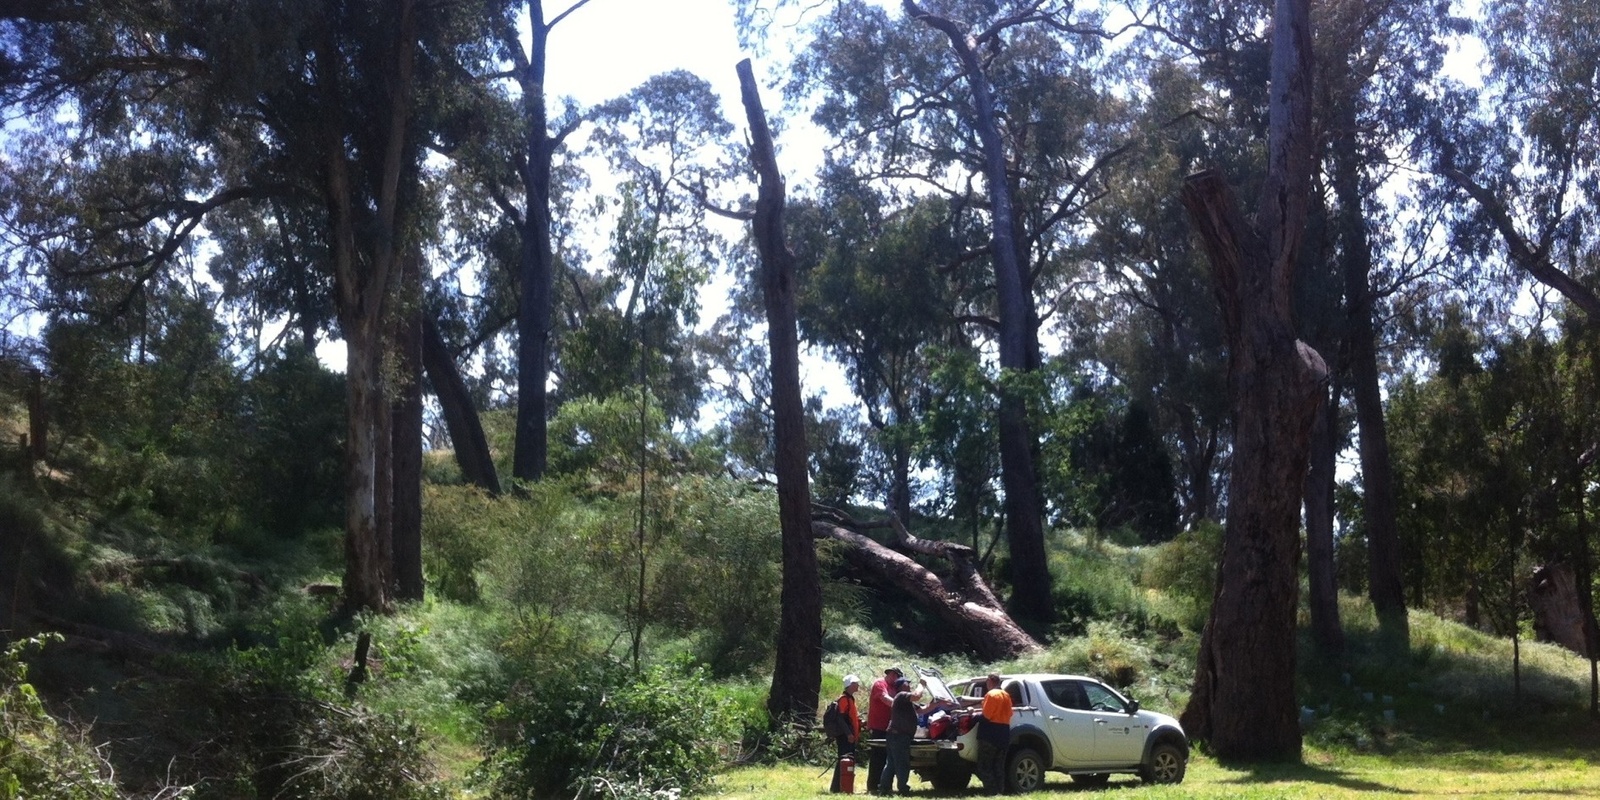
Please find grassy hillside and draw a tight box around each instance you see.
[5,440,1600,797]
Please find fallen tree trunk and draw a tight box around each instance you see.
[812,506,1041,661]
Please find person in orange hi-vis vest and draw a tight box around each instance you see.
[830,675,863,793]
[976,674,1013,795]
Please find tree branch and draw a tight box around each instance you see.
[544,0,597,33]
[1438,162,1600,321]
[680,178,754,222]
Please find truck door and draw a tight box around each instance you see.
[1002,678,1052,753]
[1080,681,1149,765]
[1036,679,1097,766]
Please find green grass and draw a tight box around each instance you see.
[712,596,1600,800]
[712,746,1600,798]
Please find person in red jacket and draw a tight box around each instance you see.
[864,665,902,794]
[829,674,862,792]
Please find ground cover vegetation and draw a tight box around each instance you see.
[4,0,1600,797]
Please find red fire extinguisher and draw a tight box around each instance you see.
[838,754,856,794]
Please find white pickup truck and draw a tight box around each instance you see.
[869,669,1188,792]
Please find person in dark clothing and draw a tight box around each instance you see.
[878,677,922,796]
[865,665,902,793]
[830,675,863,793]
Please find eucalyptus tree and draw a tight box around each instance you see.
[422,0,617,492]
[789,179,959,522]
[561,70,735,424]
[771,0,1132,623]
[0,0,490,611]
[1171,0,1324,760]
[1427,0,1600,682]
[542,71,734,669]
[1432,0,1600,325]
[1076,58,1231,531]
[734,58,821,725]
[1310,0,1466,648]
[1130,0,1336,660]
[444,0,598,484]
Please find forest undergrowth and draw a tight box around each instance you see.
[3,442,1599,798]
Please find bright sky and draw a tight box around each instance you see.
[544,0,750,123]
[544,0,831,184]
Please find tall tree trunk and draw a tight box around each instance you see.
[890,438,913,524]
[422,316,500,494]
[375,354,395,599]
[738,59,822,726]
[903,0,1051,624]
[1530,562,1593,656]
[1178,423,1219,527]
[1305,375,1344,658]
[321,0,418,614]
[0,505,21,642]
[1332,111,1407,645]
[511,0,558,482]
[392,252,425,602]
[26,367,44,462]
[1179,0,1323,762]
[342,327,393,613]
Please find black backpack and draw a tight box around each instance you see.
[822,698,850,737]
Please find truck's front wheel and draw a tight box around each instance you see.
[1139,741,1186,785]
[1005,747,1046,793]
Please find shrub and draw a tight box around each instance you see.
[177,601,448,800]
[1047,532,1153,636]
[420,485,501,603]
[1018,620,1150,689]
[1142,522,1223,630]
[0,635,119,800]
[647,478,780,676]
[471,482,599,622]
[479,653,738,799]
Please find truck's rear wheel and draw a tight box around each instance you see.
[1005,746,1045,793]
[929,761,972,793]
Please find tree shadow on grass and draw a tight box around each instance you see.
[974,765,1404,796]
[1212,760,1408,793]
[1024,763,1407,795]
